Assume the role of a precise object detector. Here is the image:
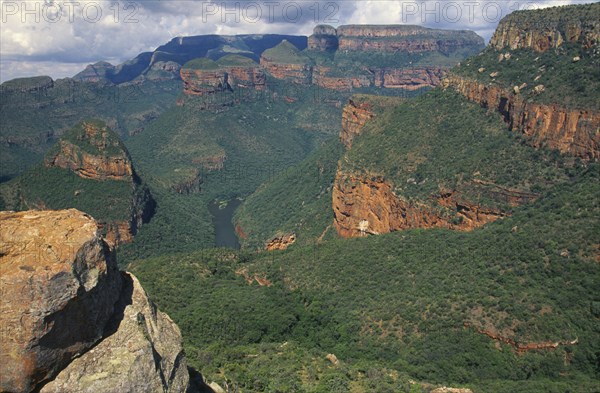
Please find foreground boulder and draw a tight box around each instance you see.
[41,273,189,393]
[0,209,189,393]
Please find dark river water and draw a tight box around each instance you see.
[208,198,241,249]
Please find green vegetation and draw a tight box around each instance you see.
[234,94,406,249]
[216,54,259,67]
[182,58,220,70]
[234,139,343,250]
[132,165,600,392]
[494,3,600,36]
[344,89,573,211]
[262,40,312,64]
[55,119,129,157]
[117,84,349,261]
[0,166,133,222]
[453,43,600,110]
[0,78,180,180]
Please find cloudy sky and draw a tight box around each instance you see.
[0,0,594,82]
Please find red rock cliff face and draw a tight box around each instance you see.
[374,67,446,89]
[181,66,265,95]
[444,75,600,160]
[43,122,153,247]
[312,66,371,91]
[340,99,375,149]
[259,58,313,85]
[332,172,508,238]
[45,123,133,181]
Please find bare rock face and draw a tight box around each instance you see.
[374,67,446,90]
[444,74,600,160]
[0,209,122,393]
[44,121,134,181]
[41,273,189,393]
[0,209,189,393]
[265,233,296,251]
[340,99,375,149]
[332,172,512,238]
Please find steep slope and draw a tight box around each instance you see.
[132,165,600,392]
[447,2,600,159]
[0,120,154,246]
[0,209,189,393]
[333,89,569,238]
[260,40,314,84]
[234,95,404,250]
[180,55,266,95]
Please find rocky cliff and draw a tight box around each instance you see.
[309,25,484,54]
[181,55,266,95]
[0,209,189,393]
[489,3,600,52]
[332,92,544,239]
[443,75,600,160]
[332,172,511,238]
[260,40,313,85]
[41,120,154,246]
[340,99,375,149]
[44,121,133,181]
[444,2,600,160]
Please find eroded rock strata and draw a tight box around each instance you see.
[444,73,600,161]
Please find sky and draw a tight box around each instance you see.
[0,0,595,82]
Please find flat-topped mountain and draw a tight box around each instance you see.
[310,24,484,54]
[180,54,266,95]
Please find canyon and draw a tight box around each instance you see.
[0,210,189,393]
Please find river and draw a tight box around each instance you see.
[208,198,241,249]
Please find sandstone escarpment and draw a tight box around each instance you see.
[259,40,314,84]
[374,67,445,90]
[489,3,600,52]
[44,121,133,181]
[335,25,484,54]
[181,57,266,96]
[0,209,189,393]
[259,60,313,85]
[312,66,371,91]
[331,172,512,238]
[40,121,155,246]
[444,75,600,160]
